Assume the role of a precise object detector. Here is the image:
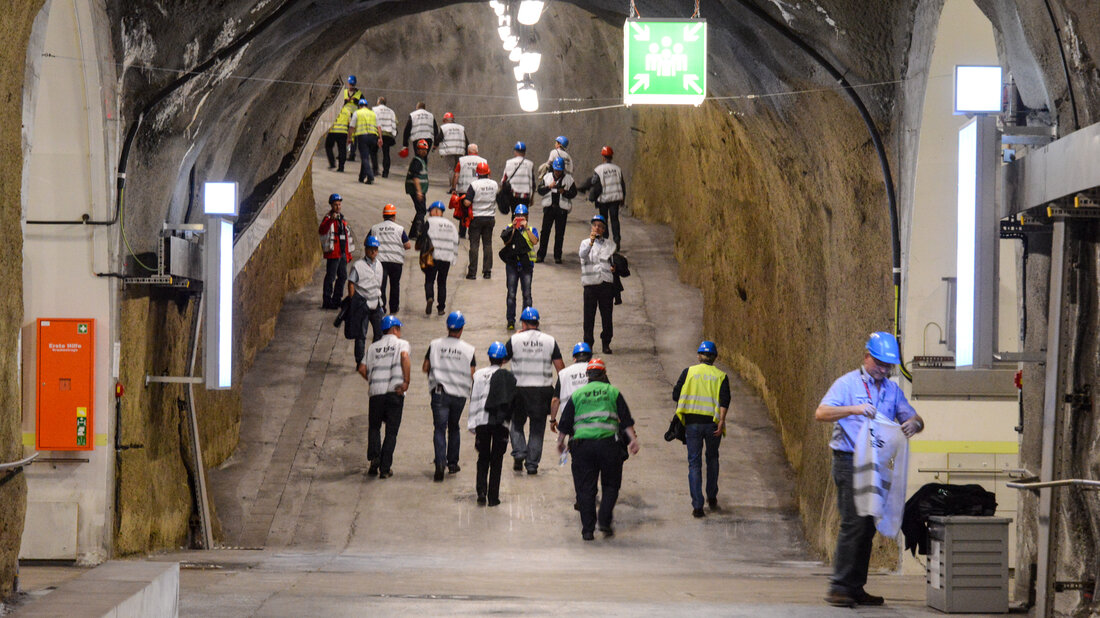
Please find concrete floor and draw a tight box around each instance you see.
[14,150,979,616]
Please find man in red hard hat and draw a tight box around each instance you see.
[587,145,626,248]
[437,112,469,179]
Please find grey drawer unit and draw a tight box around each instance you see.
[926,516,1011,613]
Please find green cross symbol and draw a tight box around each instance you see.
[623,19,707,106]
[78,324,88,334]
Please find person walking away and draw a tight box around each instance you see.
[451,144,487,239]
[463,162,499,280]
[549,342,592,434]
[499,205,538,330]
[673,340,731,518]
[374,96,398,178]
[502,141,536,215]
[403,101,438,152]
[349,98,380,184]
[589,145,626,247]
[556,358,638,540]
[468,341,517,506]
[343,76,363,162]
[421,201,459,316]
[437,112,469,175]
[362,315,410,478]
[348,236,385,368]
[535,157,577,264]
[319,193,353,309]
[369,203,410,312]
[815,331,925,608]
[505,307,564,475]
[424,311,476,481]
[579,214,617,354]
[405,139,430,240]
[325,99,356,172]
[544,135,573,175]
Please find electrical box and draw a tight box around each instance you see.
[36,318,95,451]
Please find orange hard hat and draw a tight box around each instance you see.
[416,139,429,150]
[586,358,606,373]
[443,112,454,120]
[601,145,613,157]
[383,203,397,216]
[476,162,490,176]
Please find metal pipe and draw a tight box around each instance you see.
[1007,479,1100,491]
[0,454,39,471]
[185,293,214,550]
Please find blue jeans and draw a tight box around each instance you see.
[830,450,876,595]
[431,390,465,466]
[685,421,721,510]
[505,261,533,324]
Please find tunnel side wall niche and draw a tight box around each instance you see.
[115,167,318,553]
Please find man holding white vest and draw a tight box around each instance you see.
[423,311,476,481]
[505,307,565,475]
[589,145,626,247]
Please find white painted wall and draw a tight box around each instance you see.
[20,0,119,563]
[900,0,1019,573]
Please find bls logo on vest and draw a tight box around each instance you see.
[439,346,464,357]
[868,426,885,449]
[521,340,545,349]
[374,345,396,355]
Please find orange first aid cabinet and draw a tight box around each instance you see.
[36,318,95,451]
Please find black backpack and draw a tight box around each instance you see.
[610,252,630,277]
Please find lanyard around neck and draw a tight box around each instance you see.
[860,368,884,408]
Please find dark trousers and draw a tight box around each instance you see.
[408,193,427,239]
[570,437,623,534]
[537,206,568,261]
[475,424,509,502]
[379,135,395,175]
[830,451,876,594]
[583,282,615,346]
[510,386,553,471]
[423,260,451,310]
[431,390,465,466]
[685,421,721,510]
[505,261,533,324]
[322,258,347,307]
[467,217,495,276]
[356,135,377,182]
[354,306,384,365]
[597,200,622,246]
[380,262,403,313]
[368,393,404,473]
[325,132,348,170]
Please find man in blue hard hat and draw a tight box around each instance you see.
[544,135,572,175]
[549,342,592,433]
[579,214,617,354]
[814,331,925,608]
[423,311,476,481]
[535,157,577,264]
[362,315,410,479]
[348,236,385,368]
[467,341,517,506]
[501,141,536,215]
[673,341,731,518]
[505,306,565,475]
[499,205,538,330]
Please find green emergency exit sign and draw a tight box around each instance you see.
[623,18,707,106]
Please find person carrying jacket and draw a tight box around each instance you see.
[319,193,353,309]
[468,341,517,506]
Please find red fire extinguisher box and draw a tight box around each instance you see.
[36,318,95,451]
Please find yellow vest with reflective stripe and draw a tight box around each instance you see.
[675,363,725,424]
[353,108,378,137]
[331,103,355,134]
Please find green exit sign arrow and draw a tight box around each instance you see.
[623,18,707,106]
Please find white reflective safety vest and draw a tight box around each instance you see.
[556,362,589,416]
[427,336,475,398]
[468,177,499,218]
[468,366,502,429]
[408,109,435,141]
[349,257,384,309]
[455,155,487,193]
[425,217,459,263]
[540,172,576,212]
[374,104,397,136]
[509,329,558,387]
[546,147,573,174]
[579,237,616,286]
[370,220,406,264]
[366,334,409,395]
[594,162,624,203]
[438,123,467,156]
[503,156,535,195]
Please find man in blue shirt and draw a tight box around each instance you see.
[815,331,925,608]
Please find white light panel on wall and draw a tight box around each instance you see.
[956,119,977,367]
[954,65,1002,115]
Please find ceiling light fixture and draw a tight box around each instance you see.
[517,1,545,25]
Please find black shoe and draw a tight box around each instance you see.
[554,258,562,264]
[382,172,389,178]
[337,168,344,172]
[573,502,580,511]
[692,508,705,518]
[477,494,487,505]
[599,526,614,537]
[602,345,613,354]
[482,272,491,279]
[378,469,393,479]
[368,460,379,476]
[513,458,525,471]
[465,273,476,280]
[434,463,445,482]
[425,299,434,315]
[366,179,374,184]
[535,256,545,263]
[852,590,884,606]
[582,531,595,541]
[824,590,856,608]
[448,463,460,474]
[327,165,336,170]
[526,467,537,475]
[708,497,718,510]
[438,307,446,316]
[487,498,500,507]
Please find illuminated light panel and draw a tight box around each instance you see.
[203,182,238,215]
[217,219,233,388]
[517,83,539,112]
[520,51,541,74]
[955,120,977,367]
[954,65,1002,114]
[517,1,544,25]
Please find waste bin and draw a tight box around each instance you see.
[926,515,1011,613]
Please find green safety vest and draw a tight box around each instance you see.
[331,102,354,134]
[353,108,379,137]
[406,155,428,194]
[569,381,621,440]
[519,227,537,261]
[675,363,725,424]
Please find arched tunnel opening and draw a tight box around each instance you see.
[4,0,1100,615]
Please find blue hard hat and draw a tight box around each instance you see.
[365,235,381,248]
[572,342,591,356]
[329,193,342,203]
[381,315,402,331]
[514,204,529,216]
[514,141,526,151]
[555,135,569,148]
[697,340,717,355]
[348,75,357,85]
[358,98,368,106]
[429,200,446,212]
[446,311,466,330]
[488,341,507,359]
[866,331,901,364]
[520,306,540,322]
[551,157,565,171]
[591,214,606,224]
